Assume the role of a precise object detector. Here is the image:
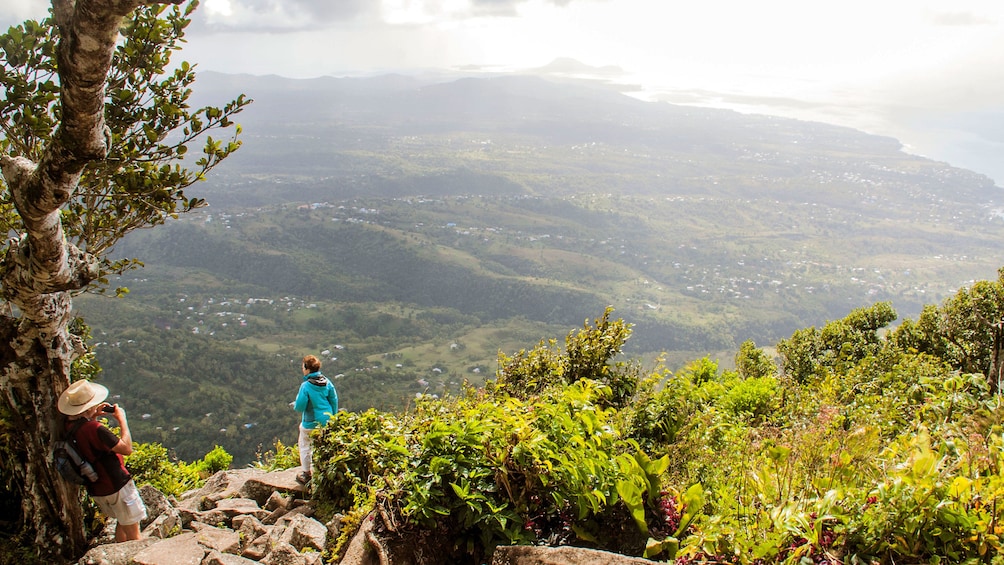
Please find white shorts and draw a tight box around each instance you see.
[93,479,147,526]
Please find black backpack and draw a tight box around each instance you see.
[54,419,98,485]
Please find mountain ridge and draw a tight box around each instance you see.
[75,70,1003,463]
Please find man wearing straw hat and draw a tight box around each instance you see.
[57,379,147,541]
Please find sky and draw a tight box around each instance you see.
[2,0,1003,185]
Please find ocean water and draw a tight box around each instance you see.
[625,80,1003,188]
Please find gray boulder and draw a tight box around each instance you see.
[178,469,263,512]
[193,523,242,554]
[75,538,158,565]
[238,468,305,505]
[203,549,261,565]
[274,513,327,552]
[492,545,655,565]
[260,541,306,565]
[139,485,174,529]
[131,532,206,565]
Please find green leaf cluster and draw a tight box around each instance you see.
[777,301,897,384]
[0,1,249,293]
[641,296,1004,563]
[126,442,233,497]
[252,439,300,473]
[493,306,640,406]
[893,266,1004,392]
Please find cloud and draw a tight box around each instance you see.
[192,0,589,33]
[195,0,373,32]
[0,0,595,35]
[930,11,996,26]
[240,0,368,21]
[466,0,581,16]
[466,0,582,16]
[468,0,520,16]
[0,0,48,27]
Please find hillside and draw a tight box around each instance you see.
[74,72,1004,463]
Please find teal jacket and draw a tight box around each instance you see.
[294,372,338,429]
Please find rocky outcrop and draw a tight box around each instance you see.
[76,468,334,565]
[75,468,656,565]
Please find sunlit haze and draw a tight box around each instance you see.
[2,0,1002,184]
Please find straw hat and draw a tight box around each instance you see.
[57,380,109,416]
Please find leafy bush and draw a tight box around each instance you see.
[651,298,1004,564]
[312,410,409,512]
[778,302,897,384]
[312,311,672,562]
[313,379,674,561]
[127,442,233,497]
[253,439,300,472]
[127,442,202,496]
[735,339,777,381]
[682,356,721,386]
[309,296,1004,563]
[720,374,779,423]
[494,307,639,407]
[841,429,1004,561]
[196,445,233,475]
[625,365,690,452]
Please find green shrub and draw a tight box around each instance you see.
[626,365,695,452]
[313,370,670,561]
[494,307,639,407]
[303,303,1004,563]
[681,356,720,386]
[312,409,409,512]
[127,442,233,497]
[778,302,897,384]
[721,375,779,423]
[840,429,1004,562]
[253,439,300,472]
[195,445,233,475]
[735,339,777,380]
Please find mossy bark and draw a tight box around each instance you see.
[0,0,182,561]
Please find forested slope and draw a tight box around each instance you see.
[74,73,1004,464]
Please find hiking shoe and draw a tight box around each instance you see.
[295,470,312,484]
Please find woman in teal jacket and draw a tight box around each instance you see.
[294,354,338,484]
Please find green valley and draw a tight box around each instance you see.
[73,73,1003,465]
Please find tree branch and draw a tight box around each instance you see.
[0,0,184,321]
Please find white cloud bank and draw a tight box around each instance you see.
[2,0,1003,183]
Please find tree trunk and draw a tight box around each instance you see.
[0,316,86,561]
[0,0,183,561]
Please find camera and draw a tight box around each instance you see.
[102,404,116,413]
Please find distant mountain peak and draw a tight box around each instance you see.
[528,57,625,77]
